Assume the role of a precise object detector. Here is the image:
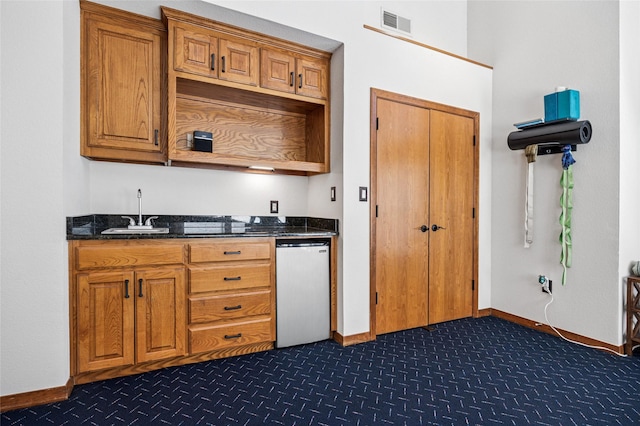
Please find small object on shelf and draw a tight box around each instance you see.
[514,118,544,129]
[193,130,213,153]
[544,88,580,122]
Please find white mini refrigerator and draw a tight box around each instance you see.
[275,239,330,348]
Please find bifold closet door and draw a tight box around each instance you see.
[373,91,476,336]
[374,98,430,335]
[428,110,475,324]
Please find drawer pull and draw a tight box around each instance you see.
[223,250,241,255]
[224,305,242,311]
[223,276,242,281]
[224,333,242,339]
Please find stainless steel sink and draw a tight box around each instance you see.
[101,228,169,235]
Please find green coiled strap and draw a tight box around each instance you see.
[559,149,574,285]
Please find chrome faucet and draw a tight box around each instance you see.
[137,188,143,226]
[122,189,157,229]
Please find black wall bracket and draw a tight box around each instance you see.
[508,120,591,155]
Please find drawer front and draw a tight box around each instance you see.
[189,317,272,353]
[189,241,271,263]
[189,264,271,293]
[189,290,271,323]
[75,245,184,270]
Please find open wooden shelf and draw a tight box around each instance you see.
[168,78,327,174]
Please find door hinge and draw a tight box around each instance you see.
[376,117,379,130]
[472,279,475,291]
[376,292,379,304]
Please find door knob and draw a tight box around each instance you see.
[432,224,446,232]
[420,225,429,232]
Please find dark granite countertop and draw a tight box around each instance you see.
[67,215,338,240]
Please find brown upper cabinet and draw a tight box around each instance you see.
[261,48,328,100]
[80,1,167,164]
[173,21,259,86]
[163,6,331,175]
[79,1,331,174]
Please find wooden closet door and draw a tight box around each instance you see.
[428,110,475,324]
[374,98,430,335]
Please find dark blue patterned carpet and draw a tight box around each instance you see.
[3,316,639,425]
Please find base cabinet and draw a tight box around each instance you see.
[77,270,135,372]
[187,239,275,354]
[69,238,277,384]
[77,268,185,373]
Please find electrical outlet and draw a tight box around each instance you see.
[270,200,279,214]
[538,275,552,294]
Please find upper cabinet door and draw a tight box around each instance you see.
[260,48,296,94]
[81,5,166,163]
[260,48,328,100]
[218,37,259,86]
[173,23,218,79]
[296,56,328,100]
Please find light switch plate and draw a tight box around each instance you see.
[331,186,336,201]
[270,200,279,213]
[359,186,368,202]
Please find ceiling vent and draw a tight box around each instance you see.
[381,9,411,35]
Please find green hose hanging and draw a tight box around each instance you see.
[559,145,575,285]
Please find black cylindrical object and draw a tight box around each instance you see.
[508,120,592,150]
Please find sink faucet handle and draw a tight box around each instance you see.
[144,216,159,226]
[121,216,136,226]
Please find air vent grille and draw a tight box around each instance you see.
[381,9,411,35]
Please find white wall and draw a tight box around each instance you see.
[469,0,630,346]
[207,0,493,335]
[619,0,640,292]
[1,0,70,396]
[0,0,492,397]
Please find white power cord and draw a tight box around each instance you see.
[543,293,628,357]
